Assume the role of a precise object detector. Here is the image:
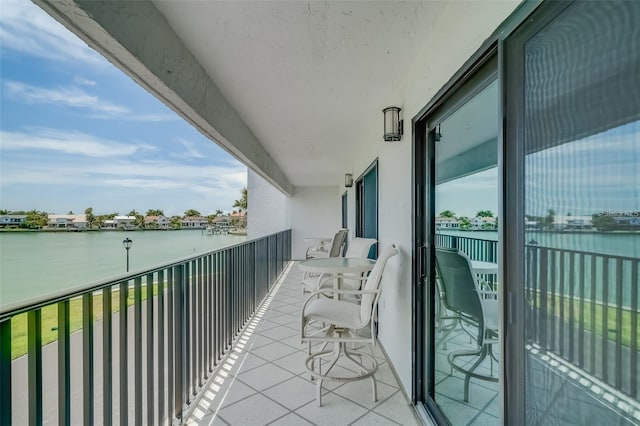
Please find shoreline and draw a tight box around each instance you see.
[0,227,246,233]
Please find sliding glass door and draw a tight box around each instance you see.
[414,53,500,424]
[505,1,640,424]
[356,161,378,259]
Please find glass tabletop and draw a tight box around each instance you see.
[298,257,376,273]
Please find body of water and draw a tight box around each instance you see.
[0,230,246,309]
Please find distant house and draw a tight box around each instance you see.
[471,216,497,231]
[212,216,231,229]
[435,217,460,229]
[47,214,87,230]
[553,215,592,230]
[230,211,247,227]
[525,219,540,230]
[182,216,208,229]
[612,216,640,228]
[0,215,27,228]
[144,215,170,230]
[114,215,137,230]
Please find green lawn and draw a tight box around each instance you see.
[532,292,638,348]
[9,283,159,359]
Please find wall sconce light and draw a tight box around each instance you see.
[383,106,403,141]
[345,173,353,188]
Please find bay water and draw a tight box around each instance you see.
[0,230,246,309]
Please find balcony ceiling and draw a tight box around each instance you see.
[149,1,446,187]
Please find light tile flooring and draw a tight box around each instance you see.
[187,262,421,426]
[433,318,500,425]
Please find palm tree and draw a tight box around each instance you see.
[233,188,248,211]
[85,207,95,228]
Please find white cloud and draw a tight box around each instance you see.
[171,138,205,159]
[0,129,149,157]
[73,76,97,87]
[5,81,128,114]
[4,80,178,122]
[0,0,103,65]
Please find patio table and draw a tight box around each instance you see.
[298,257,376,298]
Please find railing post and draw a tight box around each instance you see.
[82,294,94,425]
[28,309,42,426]
[174,265,184,423]
[146,273,155,426]
[103,287,113,426]
[119,282,128,426]
[58,301,71,426]
[0,318,11,426]
[134,277,142,425]
[157,270,165,425]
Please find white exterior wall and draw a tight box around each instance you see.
[341,3,519,393]
[288,186,341,260]
[247,169,290,239]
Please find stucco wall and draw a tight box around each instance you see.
[247,169,290,239]
[342,1,520,393]
[288,186,341,260]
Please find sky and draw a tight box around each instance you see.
[0,0,247,217]
[436,120,639,219]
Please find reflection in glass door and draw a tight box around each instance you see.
[508,1,640,424]
[430,79,500,424]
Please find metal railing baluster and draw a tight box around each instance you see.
[174,265,184,423]
[0,319,11,426]
[82,294,94,425]
[58,301,70,426]
[146,273,154,426]
[631,261,638,399]
[602,258,609,382]
[615,259,623,389]
[157,270,165,425]
[103,287,113,426]
[134,277,142,425]
[167,268,175,421]
[28,309,43,426]
[119,281,128,426]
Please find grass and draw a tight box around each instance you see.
[531,292,638,348]
[9,283,159,360]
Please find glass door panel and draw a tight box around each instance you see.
[431,79,500,424]
[517,2,640,424]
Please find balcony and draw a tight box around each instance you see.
[0,231,418,425]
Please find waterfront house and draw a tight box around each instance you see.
[230,210,247,227]
[181,216,208,229]
[113,215,137,230]
[435,216,460,230]
[144,215,170,230]
[613,216,640,229]
[47,214,87,230]
[101,219,117,229]
[3,1,639,425]
[470,216,497,231]
[0,215,26,228]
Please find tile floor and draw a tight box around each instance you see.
[186,262,422,426]
[433,318,500,425]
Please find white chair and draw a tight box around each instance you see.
[300,245,399,406]
[305,229,348,259]
[316,237,377,293]
[301,229,348,294]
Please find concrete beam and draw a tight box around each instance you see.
[34,0,293,196]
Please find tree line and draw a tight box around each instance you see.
[1,188,248,230]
